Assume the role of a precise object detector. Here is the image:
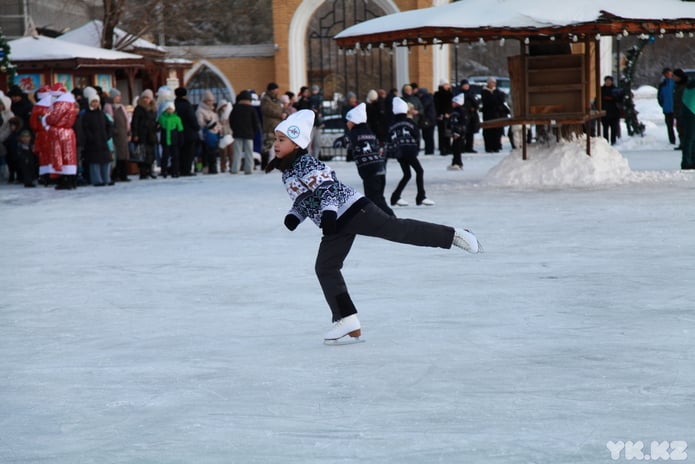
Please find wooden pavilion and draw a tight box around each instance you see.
[334,0,695,158]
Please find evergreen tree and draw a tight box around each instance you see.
[0,26,17,84]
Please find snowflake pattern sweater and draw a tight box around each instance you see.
[283,152,365,228]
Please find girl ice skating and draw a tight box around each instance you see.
[266,110,482,344]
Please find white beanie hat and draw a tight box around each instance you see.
[83,86,98,101]
[392,97,408,115]
[345,103,367,125]
[452,94,465,106]
[275,109,315,149]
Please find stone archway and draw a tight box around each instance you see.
[288,0,408,94]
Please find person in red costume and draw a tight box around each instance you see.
[30,86,53,185]
[44,84,79,190]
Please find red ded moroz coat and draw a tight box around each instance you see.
[45,93,79,175]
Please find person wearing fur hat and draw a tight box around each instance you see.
[131,89,158,179]
[266,109,482,344]
[388,97,434,207]
[344,103,394,216]
[157,101,183,178]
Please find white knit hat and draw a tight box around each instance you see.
[83,86,98,102]
[345,103,367,125]
[392,97,408,115]
[452,94,465,106]
[275,109,315,149]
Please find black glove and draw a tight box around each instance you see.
[284,214,300,231]
[320,210,338,235]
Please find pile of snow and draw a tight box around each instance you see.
[485,136,629,187]
[484,136,689,188]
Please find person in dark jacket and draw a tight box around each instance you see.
[448,94,469,170]
[16,129,37,187]
[81,92,114,186]
[480,77,508,153]
[417,87,437,155]
[345,103,394,216]
[7,85,33,134]
[460,80,481,153]
[600,76,624,146]
[673,68,689,150]
[174,87,200,176]
[433,79,453,156]
[365,89,388,146]
[229,90,261,174]
[131,89,158,179]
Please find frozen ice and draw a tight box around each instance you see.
[1,87,693,463]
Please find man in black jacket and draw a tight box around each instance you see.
[174,87,200,176]
[229,90,262,174]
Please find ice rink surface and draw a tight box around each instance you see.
[2,91,694,463]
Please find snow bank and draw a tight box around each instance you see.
[484,136,690,188]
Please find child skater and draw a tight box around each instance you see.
[448,93,468,170]
[344,102,394,217]
[388,97,434,207]
[266,110,482,344]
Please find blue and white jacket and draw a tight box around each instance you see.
[283,153,364,228]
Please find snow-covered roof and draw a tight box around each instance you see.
[335,0,695,45]
[9,35,143,62]
[58,20,166,54]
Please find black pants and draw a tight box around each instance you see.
[602,116,620,145]
[664,112,676,144]
[113,159,130,181]
[391,153,426,205]
[161,144,180,177]
[421,124,435,154]
[437,119,451,155]
[451,136,465,167]
[179,140,196,175]
[362,174,394,217]
[315,202,455,321]
[483,127,502,152]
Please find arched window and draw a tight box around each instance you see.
[184,61,234,106]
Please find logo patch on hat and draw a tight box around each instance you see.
[287,125,301,139]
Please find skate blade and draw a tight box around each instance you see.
[323,336,365,346]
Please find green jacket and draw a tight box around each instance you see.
[158,111,183,146]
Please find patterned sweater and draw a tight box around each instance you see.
[346,123,386,179]
[283,153,363,228]
[388,114,420,158]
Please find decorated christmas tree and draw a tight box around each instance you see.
[0,26,17,86]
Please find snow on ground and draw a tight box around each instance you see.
[1,88,694,463]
